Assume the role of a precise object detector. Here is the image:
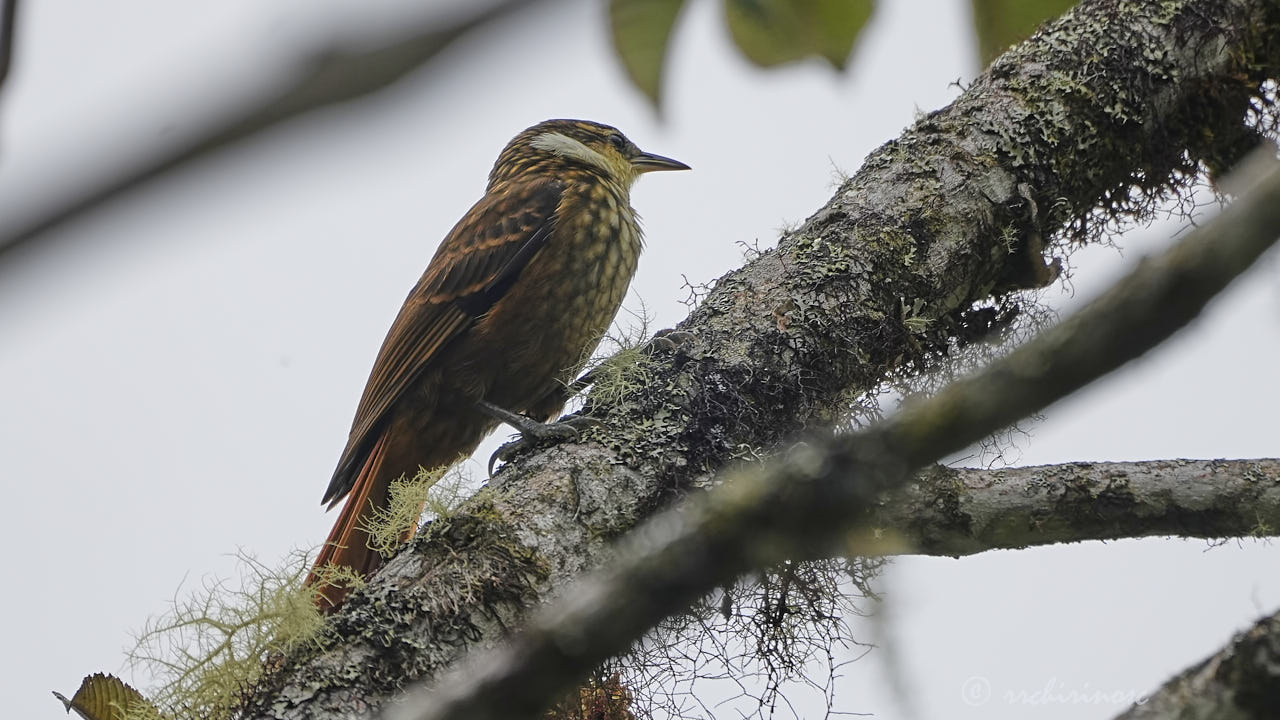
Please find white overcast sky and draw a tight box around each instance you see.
[2,1,1279,719]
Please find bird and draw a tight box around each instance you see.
[307,119,689,609]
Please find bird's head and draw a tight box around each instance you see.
[489,119,689,190]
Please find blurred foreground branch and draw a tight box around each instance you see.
[387,150,1280,720]
[0,0,539,259]
[0,0,16,94]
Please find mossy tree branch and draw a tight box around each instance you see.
[239,0,1280,718]
[877,458,1280,557]
[385,149,1280,720]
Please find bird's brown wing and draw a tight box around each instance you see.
[322,178,564,506]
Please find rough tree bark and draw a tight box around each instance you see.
[237,0,1280,718]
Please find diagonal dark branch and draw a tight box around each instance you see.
[0,0,16,94]
[0,0,540,261]
[384,150,1280,720]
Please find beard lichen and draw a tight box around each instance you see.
[115,466,475,720]
[356,464,473,559]
[572,558,884,720]
[121,550,339,720]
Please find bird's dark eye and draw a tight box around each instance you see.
[608,134,626,150]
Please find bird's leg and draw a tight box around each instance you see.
[475,400,587,440]
[482,331,695,477]
[478,400,603,477]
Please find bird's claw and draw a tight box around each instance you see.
[487,414,603,478]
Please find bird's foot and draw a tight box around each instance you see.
[478,401,602,477]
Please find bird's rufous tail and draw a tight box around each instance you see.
[306,432,419,612]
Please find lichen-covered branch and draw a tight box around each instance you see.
[385,151,1280,720]
[877,458,1280,557]
[240,1,1280,717]
[1113,612,1280,720]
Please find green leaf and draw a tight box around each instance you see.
[725,0,874,70]
[53,674,160,720]
[609,0,688,107]
[970,0,1077,65]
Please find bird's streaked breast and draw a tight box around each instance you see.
[456,177,642,410]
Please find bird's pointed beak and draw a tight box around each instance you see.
[632,151,691,173]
